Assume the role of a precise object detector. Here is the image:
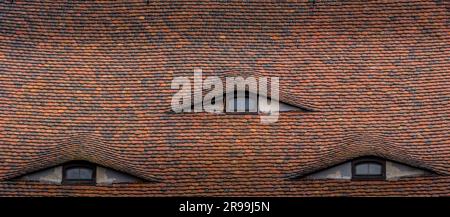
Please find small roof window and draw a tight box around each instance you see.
[351,158,386,180]
[62,161,96,185]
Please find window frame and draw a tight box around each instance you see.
[351,157,386,180]
[224,90,260,114]
[62,161,96,185]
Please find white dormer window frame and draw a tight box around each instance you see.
[351,157,386,180]
[62,161,96,185]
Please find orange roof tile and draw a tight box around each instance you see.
[0,0,449,196]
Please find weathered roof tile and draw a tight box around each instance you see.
[0,0,449,196]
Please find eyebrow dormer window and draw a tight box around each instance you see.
[351,158,386,180]
[62,162,96,185]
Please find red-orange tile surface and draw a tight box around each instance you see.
[0,0,449,196]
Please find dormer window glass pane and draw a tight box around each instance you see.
[65,167,94,180]
[351,158,386,180]
[355,163,382,175]
[62,162,96,184]
[227,91,258,112]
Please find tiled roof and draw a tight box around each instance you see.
[1,177,450,197]
[0,0,449,196]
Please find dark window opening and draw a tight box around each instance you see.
[351,158,386,180]
[62,161,96,185]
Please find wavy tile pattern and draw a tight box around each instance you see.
[0,0,449,196]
